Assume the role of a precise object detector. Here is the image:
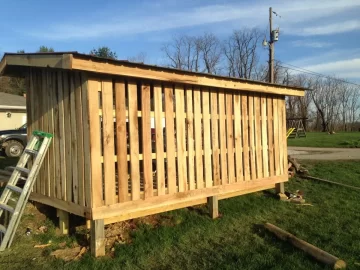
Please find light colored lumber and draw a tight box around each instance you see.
[88,79,103,207]
[261,96,269,177]
[211,91,220,185]
[92,174,287,220]
[218,91,227,184]
[102,80,116,205]
[264,223,346,269]
[164,86,176,194]
[186,87,195,190]
[202,90,212,188]
[90,219,105,257]
[273,98,280,175]
[175,85,187,192]
[70,73,79,204]
[154,84,165,196]
[63,72,73,202]
[128,81,140,200]
[248,94,256,180]
[241,95,250,181]
[254,95,263,178]
[142,84,154,198]
[233,94,243,182]
[70,57,305,96]
[226,93,235,183]
[267,96,275,176]
[115,80,128,203]
[278,97,284,175]
[194,88,204,189]
[207,196,219,219]
[81,73,92,207]
[74,72,85,206]
[57,209,69,235]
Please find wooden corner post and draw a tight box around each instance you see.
[90,219,105,257]
[207,196,219,219]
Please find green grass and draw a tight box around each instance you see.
[287,132,360,148]
[0,160,359,269]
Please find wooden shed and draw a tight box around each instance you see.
[0,52,304,256]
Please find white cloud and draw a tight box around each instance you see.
[291,40,333,48]
[294,20,360,36]
[27,0,360,40]
[303,58,360,79]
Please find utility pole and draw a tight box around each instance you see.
[269,7,274,83]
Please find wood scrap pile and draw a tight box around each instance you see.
[287,155,308,178]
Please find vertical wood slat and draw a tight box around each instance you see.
[193,88,203,189]
[281,97,288,176]
[273,98,280,175]
[115,81,128,202]
[88,79,103,207]
[175,86,187,192]
[202,90,212,188]
[261,96,269,178]
[254,95,263,179]
[70,74,79,204]
[267,97,275,177]
[248,94,256,180]
[278,97,285,176]
[226,93,234,183]
[102,80,116,205]
[128,82,140,200]
[154,85,165,196]
[63,72,73,202]
[36,70,43,193]
[48,71,56,198]
[142,84,153,198]
[53,71,61,199]
[43,70,50,196]
[241,95,250,181]
[234,94,243,182]
[210,92,220,185]
[74,73,85,206]
[218,91,227,184]
[186,87,195,190]
[57,71,67,200]
[81,73,92,207]
[164,86,176,194]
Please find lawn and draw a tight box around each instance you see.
[287,132,360,148]
[0,160,359,269]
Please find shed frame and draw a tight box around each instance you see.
[0,52,304,256]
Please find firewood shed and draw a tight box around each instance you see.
[0,52,305,256]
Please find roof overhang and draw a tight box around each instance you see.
[0,105,26,110]
[0,52,305,97]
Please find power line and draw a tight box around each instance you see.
[275,60,360,88]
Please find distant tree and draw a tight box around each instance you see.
[17,50,25,53]
[128,52,147,63]
[90,46,117,59]
[38,46,54,53]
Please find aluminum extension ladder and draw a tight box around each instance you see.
[0,131,53,251]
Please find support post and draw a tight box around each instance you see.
[86,219,91,229]
[207,196,219,219]
[90,219,105,257]
[57,209,69,235]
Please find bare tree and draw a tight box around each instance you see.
[338,82,352,130]
[223,28,261,79]
[128,52,147,63]
[198,33,222,74]
[348,87,360,131]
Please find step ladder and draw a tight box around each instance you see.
[0,131,53,251]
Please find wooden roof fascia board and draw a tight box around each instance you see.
[71,57,304,97]
[0,54,72,74]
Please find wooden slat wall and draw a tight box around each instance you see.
[28,68,91,211]
[28,70,288,213]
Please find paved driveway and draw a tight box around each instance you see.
[288,147,360,160]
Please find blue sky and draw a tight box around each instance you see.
[1,0,360,80]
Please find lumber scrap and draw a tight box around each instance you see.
[264,223,346,269]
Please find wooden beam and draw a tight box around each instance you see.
[72,57,304,96]
[92,175,287,220]
[207,196,219,219]
[90,219,105,257]
[57,209,69,235]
